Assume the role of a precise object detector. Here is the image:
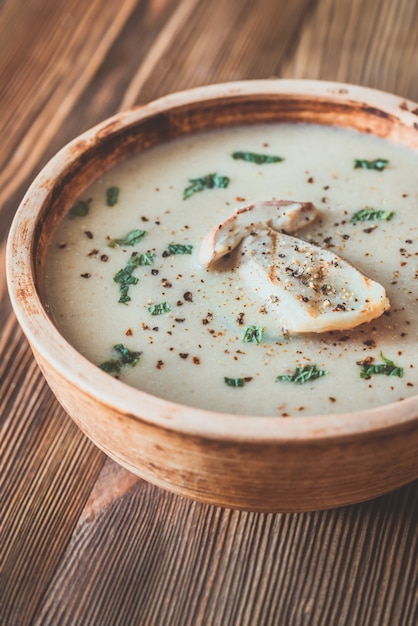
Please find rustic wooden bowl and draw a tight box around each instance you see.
[6,80,418,512]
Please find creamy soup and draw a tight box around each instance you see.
[45,123,418,416]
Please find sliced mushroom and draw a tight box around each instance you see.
[238,231,390,333]
[199,200,320,268]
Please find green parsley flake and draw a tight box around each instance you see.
[148,302,171,315]
[137,252,155,265]
[109,229,147,248]
[113,253,146,304]
[277,364,328,385]
[183,173,230,200]
[99,359,121,375]
[232,151,284,164]
[168,243,193,255]
[112,343,141,365]
[358,353,403,379]
[354,158,389,171]
[106,186,120,206]
[99,344,142,376]
[350,208,395,222]
[224,377,244,387]
[243,325,264,343]
[69,198,92,218]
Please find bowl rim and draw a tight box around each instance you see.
[6,78,418,443]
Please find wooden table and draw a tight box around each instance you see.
[1,1,417,624]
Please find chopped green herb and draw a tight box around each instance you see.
[183,173,230,200]
[113,253,144,304]
[109,229,147,248]
[148,302,171,315]
[359,353,403,379]
[224,377,245,387]
[277,364,328,384]
[69,198,92,218]
[168,243,193,255]
[106,186,120,206]
[137,252,155,265]
[112,343,142,366]
[232,151,284,164]
[113,266,138,284]
[99,359,121,375]
[118,290,131,305]
[243,325,264,343]
[99,344,142,376]
[354,158,389,171]
[350,208,395,222]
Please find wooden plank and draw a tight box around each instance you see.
[0,314,106,625]
[26,0,185,174]
[31,481,417,625]
[281,0,418,100]
[1,0,418,624]
[120,0,316,107]
[0,0,139,243]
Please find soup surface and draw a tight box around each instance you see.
[45,123,418,416]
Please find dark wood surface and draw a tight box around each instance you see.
[1,1,417,624]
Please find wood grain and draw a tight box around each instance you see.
[30,483,418,625]
[0,314,105,624]
[281,0,418,100]
[0,0,138,242]
[1,0,417,624]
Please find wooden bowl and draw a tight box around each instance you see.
[6,80,418,512]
